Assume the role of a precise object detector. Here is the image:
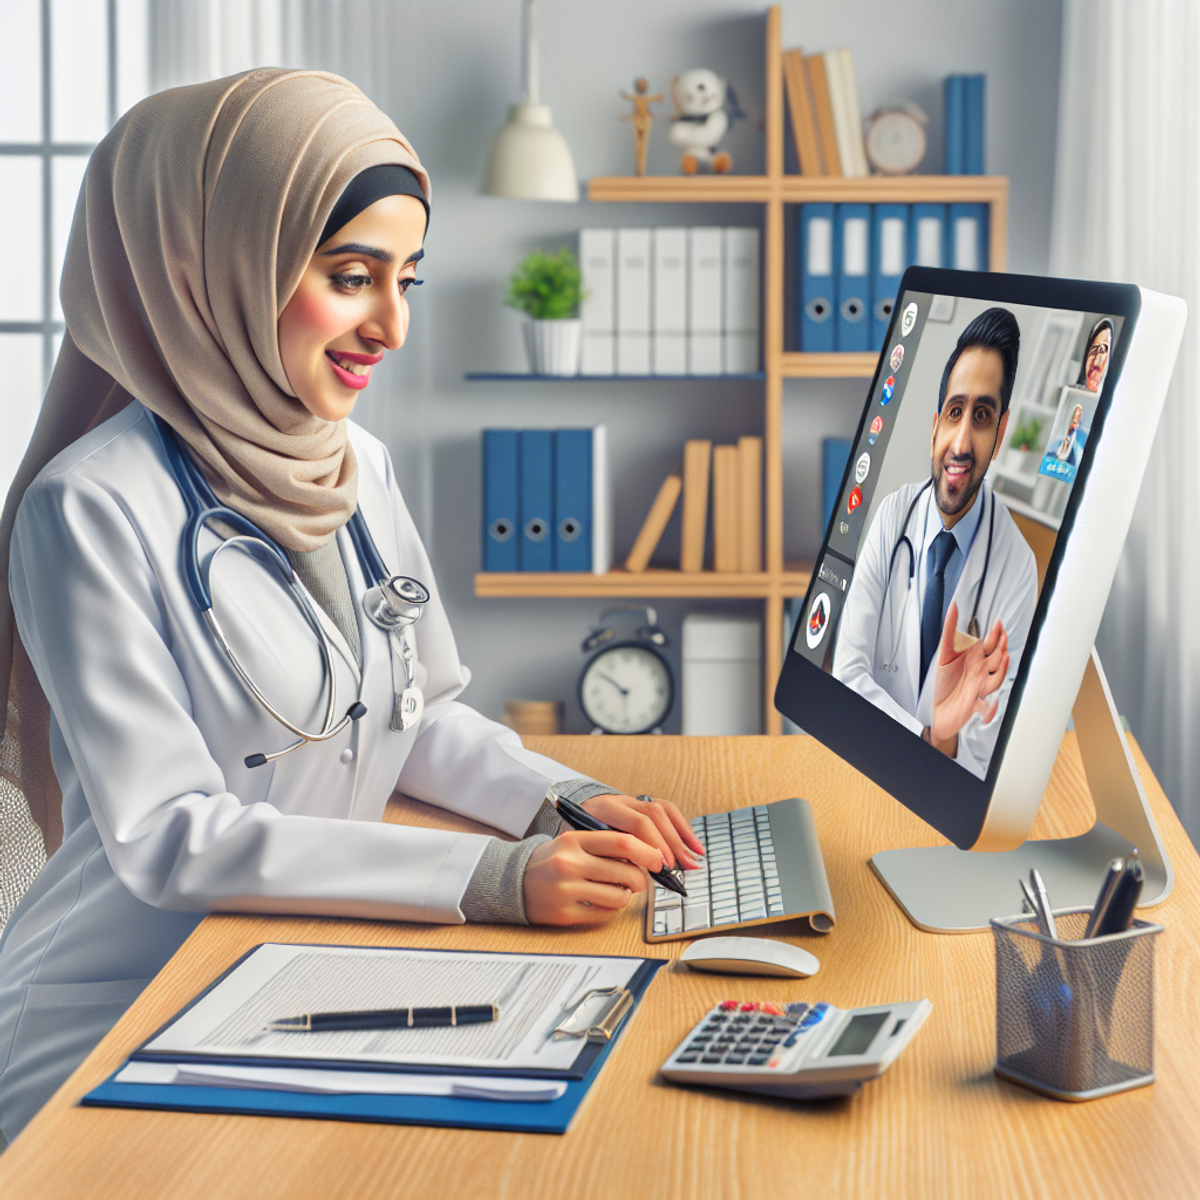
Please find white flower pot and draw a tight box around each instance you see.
[524,318,582,376]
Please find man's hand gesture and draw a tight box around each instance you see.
[927,601,1009,757]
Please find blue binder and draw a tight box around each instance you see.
[519,430,553,571]
[944,75,965,174]
[909,204,947,270]
[482,429,519,572]
[835,203,871,352]
[799,203,836,353]
[871,204,909,349]
[82,949,666,1136]
[949,203,988,272]
[822,437,854,528]
[553,429,592,572]
[964,75,986,174]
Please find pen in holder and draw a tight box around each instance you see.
[990,907,1162,1101]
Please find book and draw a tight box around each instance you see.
[625,468,682,573]
[782,48,823,175]
[738,436,763,573]
[825,49,869,179]
[679,439,712,572]
[711,444,740,572]
[805,53,842,177]
[944,76,965,175]
[964,74,985,174]
[687,228,723,375]
[616,227,651,375]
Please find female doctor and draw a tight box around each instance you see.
[0,69,700,1144]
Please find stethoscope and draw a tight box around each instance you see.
[877,478,995,675]
[153,414,429,769]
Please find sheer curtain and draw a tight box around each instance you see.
[1051,0,1200,841]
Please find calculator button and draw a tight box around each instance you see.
[677,1054,698,1064]
[724,1055,746,1065]
[701,1055,722,1064]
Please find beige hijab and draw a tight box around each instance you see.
[0,68,429,852]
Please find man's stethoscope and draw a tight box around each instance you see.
[154,415,429,769]
[877,478,995,674]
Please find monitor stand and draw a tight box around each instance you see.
[869,649,1174,933]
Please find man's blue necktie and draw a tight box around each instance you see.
[920,530,957,690]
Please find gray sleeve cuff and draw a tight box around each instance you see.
[460,834,551,925]
[524,779,622,839]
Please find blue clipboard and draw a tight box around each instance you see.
[82,947,665,1135]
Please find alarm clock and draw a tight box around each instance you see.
[864,103,928,176]
[578,607,674,735]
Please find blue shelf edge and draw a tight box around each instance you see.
[464,372,766,382]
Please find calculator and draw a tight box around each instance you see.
[661,997,933,1100]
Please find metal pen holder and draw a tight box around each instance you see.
[990,907,1162,1102]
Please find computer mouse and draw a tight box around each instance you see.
[680,936,820,979]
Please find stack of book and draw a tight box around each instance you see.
[796,202,989,352]
[625,437,763,574]
[943,75,986,174]
[482,427,612,573]
[781,46,869,178]
[579,228,760,377]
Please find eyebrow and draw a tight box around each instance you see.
[319,243,426,266]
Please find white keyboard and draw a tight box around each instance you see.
[647,805,786,941]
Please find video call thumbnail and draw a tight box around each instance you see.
[794,294,1121,780]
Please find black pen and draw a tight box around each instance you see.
[1093,856,1144,937]
[267,1004,498,1033]
[1083,856,1125,939]
[554,796,688,897]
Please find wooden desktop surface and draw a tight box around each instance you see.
[1,734,1198,1200]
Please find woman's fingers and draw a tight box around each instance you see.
[583,793,701,869]
[522,833,651,926]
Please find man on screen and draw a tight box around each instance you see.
[832,308,1038,779]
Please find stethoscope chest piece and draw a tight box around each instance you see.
[363,575,429,732]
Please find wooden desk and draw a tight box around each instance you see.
[2,735,1198,1199]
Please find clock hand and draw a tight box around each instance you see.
[598,672,629,696]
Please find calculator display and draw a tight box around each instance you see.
[826,1011,889,1057]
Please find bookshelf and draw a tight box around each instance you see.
[473,5,1009,735]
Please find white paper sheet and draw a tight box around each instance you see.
[141,944,641,1073]
[116,1061,566,1101]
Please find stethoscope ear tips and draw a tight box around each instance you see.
[347,702,368,721]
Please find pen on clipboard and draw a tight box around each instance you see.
[267,1005,499,1033]
[554,796,688,897]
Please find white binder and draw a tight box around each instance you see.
[723,227,760,374]
[579,228,615,376]
[688,226,723,375]
[652,227,687,375]
[616,227,652,375]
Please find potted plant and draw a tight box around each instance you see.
[1006,415,1043,472]
[505,246,584,376]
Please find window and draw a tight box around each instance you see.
[0,0,147,497]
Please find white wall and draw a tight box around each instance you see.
[235,0,1065,733]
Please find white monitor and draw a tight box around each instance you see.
[775,268,1186,931]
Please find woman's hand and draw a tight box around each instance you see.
[581,793,704,871]
[523,830,664,925]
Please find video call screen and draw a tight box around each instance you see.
[793,292,1123,780]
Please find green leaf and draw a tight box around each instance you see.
[504,246,584,319]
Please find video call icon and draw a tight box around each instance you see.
[890,344,905,372]
[855,452,871,484]
[901,301,918,337]
[869,415,884,444]
[847,486,863,515]
[881,375,895,405]
[806,593,831,650]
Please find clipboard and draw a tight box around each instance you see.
[82,947,665,1134]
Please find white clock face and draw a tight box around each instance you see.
[865,111,927,176]
[580,644,673,734]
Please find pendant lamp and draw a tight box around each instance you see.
[481,0,579,201]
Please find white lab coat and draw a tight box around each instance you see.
[0,402,586,1139]
[831,479,1038,779]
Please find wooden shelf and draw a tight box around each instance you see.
[479,7,1007,734]
[475,564,813,599]
[463,372,765,382]
[781,352,879,378]
[588,176,772,203]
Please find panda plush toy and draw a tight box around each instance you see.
[668,68,746,174]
